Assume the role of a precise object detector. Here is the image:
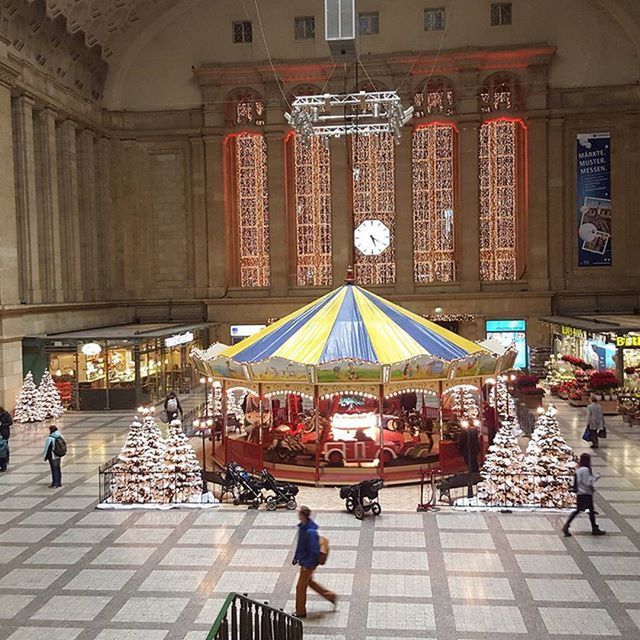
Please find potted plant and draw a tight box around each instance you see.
[588,370,620,415]
[519,385,545,410]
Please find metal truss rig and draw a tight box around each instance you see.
[285,91,414,145]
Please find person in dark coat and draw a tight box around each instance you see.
[0,405,12,440]
[43,425,64,488]
[164,391,183,422]
[293,506,335,618]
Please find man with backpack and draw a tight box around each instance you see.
[164,391,183,423]
[43,424,66,488]
[0,433,9,471]
[292,505,335,619]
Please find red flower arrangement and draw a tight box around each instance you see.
[561,354,592,370]
[625,366,636,375]
[515,374,539,389]
[519,386,545,396]
[588,369,620,391]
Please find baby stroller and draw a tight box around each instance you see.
[339,478,384,519]
[225,462,264,507]
[260,469,299,511]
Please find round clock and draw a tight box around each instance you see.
[354,219,390,256]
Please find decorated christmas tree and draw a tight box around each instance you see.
[524,406,576,507]
[164,419,202,502]
[111,413,169,504]
[14,371,45,423]
[489,377,522,436]
[38,370,65,420]
[477,418,527,507]
[208,382,245,428]
[449,385,481,422]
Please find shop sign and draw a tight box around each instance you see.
[164,331,194,348]
[560,325,588,340]
[485,319,527,369]
[614,335,640,348]
[81,342,102,356]
[231,324,266,338]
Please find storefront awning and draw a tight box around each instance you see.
[540,315,640,335]
[34,322,213,342]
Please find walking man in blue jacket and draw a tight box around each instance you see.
[43,425,64,488]
[293,505,335,618]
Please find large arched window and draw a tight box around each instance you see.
[288,133,332,286]
[351,133,396,285]
[225,88,265,127]
[478,118,526,281]
[413,77,455,118]
[224,132,270,287]
[412,123,457,283]
[479,74,523,113]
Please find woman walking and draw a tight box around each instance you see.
[563,453,605,537]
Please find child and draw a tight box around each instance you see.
[0,434,9,471]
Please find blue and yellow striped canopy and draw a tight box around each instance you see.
[222,283,485,366]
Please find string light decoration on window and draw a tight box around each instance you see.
[479,74,522,113]
[479,118,524,281]
[414,78,455,118]
[412,123,456,283]
[228,133,270,287]
[225,89,265,127]
[351,134,396,284]
[290,133,332,286]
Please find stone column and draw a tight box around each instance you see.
[0,64,18,306]
[624,113,640,280]
[330,137,351,284]
[96,136,113,298]
[547,117,565,291]
[190,136,209,298]
[526,116,550,290]
[77,128,98,300]
[395,129,414,294]
[266,130,288,296]
[457,117,481,290]
[12,94,42,303]
[35,107,63,302]
[57,119,82,301]
[204,134,227,296]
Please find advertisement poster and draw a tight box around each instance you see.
[577,132,611,266]
[486,319,528,369]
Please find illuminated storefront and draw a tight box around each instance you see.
[26,323,209,410]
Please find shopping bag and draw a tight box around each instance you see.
[597,428,607,439]
[159,411,169,424]
[582,427,592,442]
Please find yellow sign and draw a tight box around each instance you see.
[615,335,640,348]
[561,325,587,339]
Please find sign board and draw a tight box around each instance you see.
[485,319,527,369]
[164,331,194,348]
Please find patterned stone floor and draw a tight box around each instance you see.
[1,401,640,639]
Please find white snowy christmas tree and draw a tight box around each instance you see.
[489,377,522,436]
[477,418,527,507]
[449,385,480,422]
[111,413,169,504]
[208,382,245,426]
[14,371,45,423]
[38,370,65,420]
[164,419,202,503]
[524,406,576,507]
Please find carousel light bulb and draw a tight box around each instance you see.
[193,419,200,427]
[200,377,206,384]
[460,419,469,428]
[55,369,62,377]
[207,377,213,383]
[206,418,214,427]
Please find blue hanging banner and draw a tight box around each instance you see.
[576,132,612,266]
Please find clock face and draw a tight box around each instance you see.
[354,219,391,256]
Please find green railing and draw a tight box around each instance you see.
[206,593,303,640]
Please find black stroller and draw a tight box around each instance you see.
[225,462,264,507]
[260,469,299,511]
[339,478,384,519]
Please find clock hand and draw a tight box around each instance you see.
[369,234,378,246]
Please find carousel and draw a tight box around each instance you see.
[191,275,516,485]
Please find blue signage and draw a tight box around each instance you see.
[486,319,528,369]
[576,133,611,266]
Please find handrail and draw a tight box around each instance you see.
[206,593,303,640]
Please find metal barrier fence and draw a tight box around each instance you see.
[206,593,303,640]
[515,402,537,437]
[98,467,205,505]
[436,472,575,508]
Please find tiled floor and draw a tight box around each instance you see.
[1,402,640,639]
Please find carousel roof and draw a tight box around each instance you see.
[222,283,485,366]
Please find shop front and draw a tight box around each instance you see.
[542,314,640,386]
[28,323,210,411]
